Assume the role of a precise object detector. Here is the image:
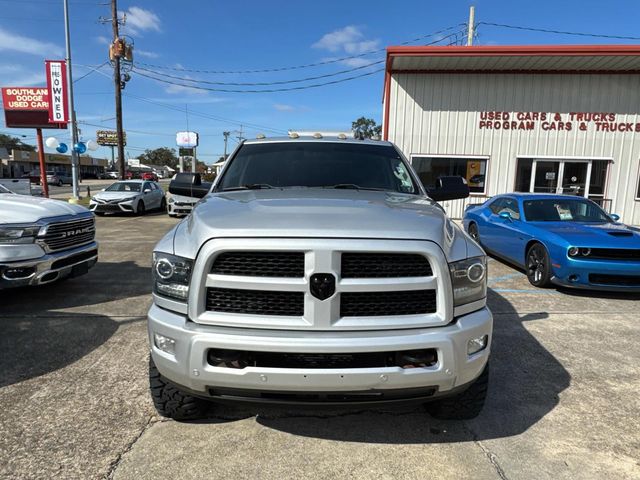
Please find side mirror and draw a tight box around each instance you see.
[610,213,620,222]
[144,188,151,193]
[426,176,470,202]
[169,180,211,199]
[499,211,512,220]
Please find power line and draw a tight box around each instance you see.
[74,64,288,134]
[135,25,466,74]
[477,22,640,41]
[132,67,385,94]
[133,59,386,86]
[74,62,109,84]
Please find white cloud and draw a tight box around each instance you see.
[121,6,161,36]
[0,65,45,86]
[312,26,380,57]
[334,57,374,68]
[136,49,160,59]
[273,104,295,112]
[0,27,63,57]
[95,35,111,45]
[165,81,207,96]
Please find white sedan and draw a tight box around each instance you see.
[89,180,166,215]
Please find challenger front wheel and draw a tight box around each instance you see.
[526,243,552,288]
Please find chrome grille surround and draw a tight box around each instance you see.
[37,214,96,253]
[189,238,452,331]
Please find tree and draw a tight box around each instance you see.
[137,147,179,169]
[0,134,35,152]
[351,117,382,139]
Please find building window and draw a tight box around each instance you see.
[411,156,488,194]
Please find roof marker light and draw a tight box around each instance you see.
[337,133,347,140]
[256,133,266,139]
[313,132,323,139]
[288,132,299,139]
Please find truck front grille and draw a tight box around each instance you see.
[206,287,304,316]
[340,290,437,317]
[341,253,432,278]
[211,252,305,277]
[41,216,95,252]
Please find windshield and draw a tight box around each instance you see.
[216,142,419,194]
[524,199,611,223]
[105,182,141,193]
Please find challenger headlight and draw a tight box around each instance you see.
[0,225,40,244]
[153,252,193,301]
[449,256,487,307]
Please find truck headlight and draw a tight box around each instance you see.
[0,225,40,244]
[153,252,193,301]
[449,256,487,307]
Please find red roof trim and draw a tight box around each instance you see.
[391,69,640,75]
[387,44,640,57]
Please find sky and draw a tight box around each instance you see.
[1,0,640,164]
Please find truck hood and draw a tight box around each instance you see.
[171,189,472,261]
[0,193,90,223]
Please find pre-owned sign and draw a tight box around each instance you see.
[45,60,68,124]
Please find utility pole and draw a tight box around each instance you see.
[111,0,126,180]
[63,0,80,199]
[467,5,475,46]
[223,131,230,158]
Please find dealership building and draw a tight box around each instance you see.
[382,45,640,225]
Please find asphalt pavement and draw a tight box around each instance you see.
[0,212,639,479]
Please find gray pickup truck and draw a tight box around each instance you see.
[148,135,492,420]
[0,185,98,288]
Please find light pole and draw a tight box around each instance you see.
[63,0,80,200]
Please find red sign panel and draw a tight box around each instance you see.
[1,87,49,111]
[45,60,68,123]
[1,87,66,129]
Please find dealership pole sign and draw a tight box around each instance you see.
[45,60,69,124]
[96,130,126,146]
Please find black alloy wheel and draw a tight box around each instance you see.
[526,243,552,288]
[468,223,480,243]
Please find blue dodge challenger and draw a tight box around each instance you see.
[463,193,640,291]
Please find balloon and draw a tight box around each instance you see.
[86,140,99,151]
[45,137,59,149]
[74,142,87,154]
[56,143,68,153]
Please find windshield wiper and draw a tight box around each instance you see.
[323,184,386,191]
[222,183,274,192]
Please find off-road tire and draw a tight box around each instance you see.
[425,363,489,420]
[526,243,552,288]
[148,357,208,420]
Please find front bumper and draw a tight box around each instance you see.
[0,241,98,288]
[148,303,492,402]
[167,202,195,216]
[90,200,134,213]
[551,257,640,292]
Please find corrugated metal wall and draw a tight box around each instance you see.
[387,72,640,224]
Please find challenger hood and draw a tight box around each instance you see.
[172,189,471,261]
[0,193,90,223]
[530,221,640,248]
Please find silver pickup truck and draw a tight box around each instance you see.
[148,135,492,420]
[0,184,98,288]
